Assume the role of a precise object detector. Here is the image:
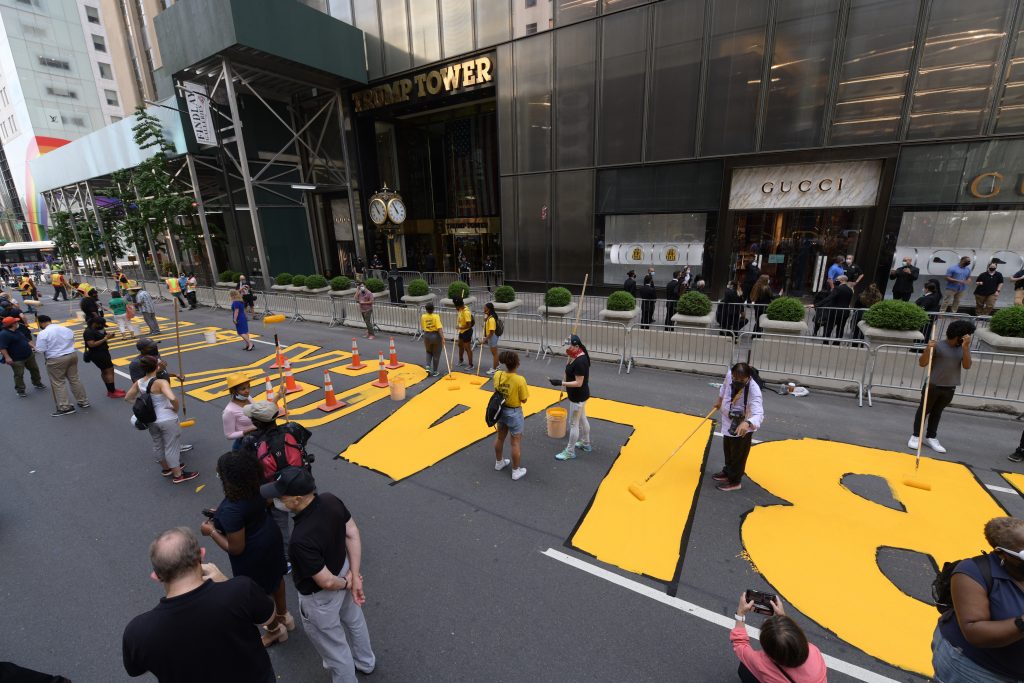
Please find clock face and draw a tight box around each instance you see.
[368,198,387,225]
[387,198,407,224]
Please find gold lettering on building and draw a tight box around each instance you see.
[352,55,496,113]
[969,171,1003,199]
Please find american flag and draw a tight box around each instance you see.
[446,113,498,218]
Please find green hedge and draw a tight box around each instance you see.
[676,291,712,316]
[219,270,236,283]
[863,299,929,331]
[365,277,386,293]
[407,278,430,296]
[275,272,293,286]
[544,286,572,308]
[765,296,805,322]
[606,290,636,311]
[494,285,516,303]
[447,281,470,300]
[305,274,327,289]
[290,274,307,287]
[329,276,351,291]
[989,306,1024,337]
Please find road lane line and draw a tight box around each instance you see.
[541,548,901,683]
[986,484,1018,495]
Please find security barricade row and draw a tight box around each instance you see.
[627,325,737,375]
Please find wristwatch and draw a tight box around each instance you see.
[1015,615,1024,634]
[734,614,745,623]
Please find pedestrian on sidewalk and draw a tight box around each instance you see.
[483,302,501,375]
[83,317,126,398]
[109,290,139,339]
[201,451,292,649]
[941,255,973,313]
[665,270,681,329]
[261,466,376,681]
[551,334,591,461]
[731,593,827,683]
[623,270,637,296]
[51,269,68,301]
[80,288,101,322]
[639,275,657,329]
[132,285,160,335]
[122,527,277,682]
[355,282,375,340]
[815,275,854,343]
[889,257,919,301]
[749,275,776,335]
[222,373,255,450]
[420,302,444,377]
[124,355,198,483]
[973,260,1003,316]
[717,281,747,335]
[908,319,975,454]
[34,315,88,416]
[454,296,473,369]
[229,289,254,351]
[239,275,256,317]
[493,350,528,481]
[0,315,44,397]
[186,273,198,310]
[711,362,764,492]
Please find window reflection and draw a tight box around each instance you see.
[556,0,597,26]
[514,33,552,172]
[409,0,441,67]
[475,0,511,48]
[441,0,474,58]
[996,27,1024,133]
[598,6,649,164]
[380,0,411,74]
[514,0,553,38]
[646,0,703,161]
[555,22,597,168]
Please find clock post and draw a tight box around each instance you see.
[367,184,407,270]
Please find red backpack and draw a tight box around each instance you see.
[247,425,315,482]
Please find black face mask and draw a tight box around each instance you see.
[731,380,747,397]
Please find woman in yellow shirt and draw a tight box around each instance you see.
[492,350,528,480]
[420,302,444,376]
[454,296,474,370]
[483,302,500,375]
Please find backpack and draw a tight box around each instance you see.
[932,554,993,614]
[250,424,315,482]
[493,317,504,337]
[132,378,157,428]
[469,312,476,328]
[484,390,506,427]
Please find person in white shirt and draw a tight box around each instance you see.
[34,315,89,416]
[710,362,765,492]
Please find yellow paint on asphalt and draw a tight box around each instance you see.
[286,365,430,429]
[1003,471,1024,494]
[184,344,352,400]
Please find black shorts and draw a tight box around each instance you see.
[459,330,472,343]
[90,351,113,370]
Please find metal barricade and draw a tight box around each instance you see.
[959,349,1024,405]
[490,312,544,358]
[541,317,627,372]
[342,300,420,336]
[626,324,736,374]
[260,290,297,319]
[292,293,339,326]
[741,332,871,406]
[194,286,216,307]
[865,343,926,406]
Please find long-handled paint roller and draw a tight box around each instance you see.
[262,314,292,415]
[904,324,939,492]
[470,322,486,386]
[172,298,195,428]
[628,407,717,501]
[440,333,460,390]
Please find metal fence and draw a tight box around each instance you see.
[627,324,737,374]
[540,317,628,372]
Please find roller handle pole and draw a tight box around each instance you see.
[643,407,717,483]
[915,323,938,472]
[173,297,188,420]
[275,333,288,414]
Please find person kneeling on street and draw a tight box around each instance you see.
[731,593,827,682]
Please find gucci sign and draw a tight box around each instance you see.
[730,161,882,210]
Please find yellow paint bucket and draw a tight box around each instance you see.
[546,407,567,438]
[203,331,217,344]
[389,377,406,401]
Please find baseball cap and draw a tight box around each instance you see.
[2,316,18,326]
[259,466,315,498]
[243,400,279,422]
[136,337,160,352]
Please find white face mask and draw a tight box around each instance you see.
[234,394,249,401]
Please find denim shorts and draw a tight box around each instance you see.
[487,334,499,348]
[498,406,524,436]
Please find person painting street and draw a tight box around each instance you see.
[908,319,975,454]
[941,255,973,313]
[124,355,198,483]
[493,350,528,481]
[51,269,68,301]
[710,362,764,492]
[132,284,160,334]
[222,373,256,450]
[454,296,473,370]
[355,283,375,340]
[83,316,126,398]
[230,289,254,352]
[0,315,44,397]
[419,302,444,377]
[34,315,89,416]
[483,302,501,375]
[550,334,592,461]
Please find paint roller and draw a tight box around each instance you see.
[441,333,459,390]
[470,318,486,386]
[904,324,938,492]
[171,298,195,428]
[263,314,286,324]
[628,407,717,501]
[262,313,292,415]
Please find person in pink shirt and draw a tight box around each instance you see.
[222,374,256,451]
[730,593,827,682]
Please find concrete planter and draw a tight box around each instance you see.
[537,302,577,317]
[286,284,309,292]
[977,327,1024,353]
[305,286,331,295]
[401,292,435,305]
[441,296,477,307]
[491,299,522,312]
[271,284,291,291]
[759,315,806,336]
[216,281,237,288]
[600,308,639,322]
[370,289,390,299]
[329,288,357,298]
[672,311,716,328]
[857,320,925,345]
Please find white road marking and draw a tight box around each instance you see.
[114,369,131,380]
[986,484,1019,495]
[541,548,900,683]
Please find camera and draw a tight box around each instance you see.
[727,409,746,436]
[745,589,778,615]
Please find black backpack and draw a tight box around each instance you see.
[932,554,992,614]
[132,378,157,428]
[484,390,506,427]
[494,317,504,337]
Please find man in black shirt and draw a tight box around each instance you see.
[973,260,1004,316]
[815,275,855,344]
[83,317,125,397]
[639,275,657,329]
[262,468,376,681]
[551,335,591,461]
[843,254,864,290]
[889,257,919,301]
[80,289,101,322]
[1011,266,1024,306]
[664,270,681,329]
[623,270,637,296]
[122,527,275,683]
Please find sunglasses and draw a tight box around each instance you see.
[997,546,1024,561]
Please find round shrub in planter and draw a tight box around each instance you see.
[977,306,1024,351]
[539,286,576,317]
[600,290,637,322]
[290,274,307,288]
[858,299,928,344]
[305,274,328,292]
[365,277,386,293]
[676,291,712,317]
[447,281,470,300]
[275,272,293,286]
[760,296,807,336]
[218,270,237,284]
[330,276,352,291]
[407,278,430,297]
[494,285,516,304]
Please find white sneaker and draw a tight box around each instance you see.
[907,436,919,450]
[512,467,527,481]
[495,458,510,471]
[925,438,947,453]
[486,368,496,375]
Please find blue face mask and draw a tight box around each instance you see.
[234,394,249,402]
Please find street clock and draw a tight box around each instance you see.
[367,184,406,233]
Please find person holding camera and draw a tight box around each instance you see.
[711,362,764,492]
[731,593,827,682]
[907,319,975,454]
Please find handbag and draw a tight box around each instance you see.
[126,304,135,320]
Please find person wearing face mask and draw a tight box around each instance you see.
[889,257,920,301]
[974,261,1004,317]
[550,335,591,461]
[710,362,764,492]
[843,254,864,290]
[222,373,256,451]
[941,256,973,313]
[931,516,1024,683]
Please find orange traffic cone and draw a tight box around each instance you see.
[283,358,301,394]
[270,344,285,369]
[318,369,347,412]
[263,375,287,417]
[348,338,365,370]
[385,337,404,369]
[371,351,389,388]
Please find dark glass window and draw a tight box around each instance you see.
[646,0,703,161]
[409,0,441,67]
[701,0,767,155]
[995,25,1024,133]
[555,0,596,26]
[476,0,511,48]
[598,6,649,165]
[496,43,515,175]
[830,0,919,144]
[441,0,474,58]
[380,0,412,74]
[517,173,551,281]
[353,0,384,79]
[501,176,516,279]
[760,0,838,150]
[907,0,1014,139]
[553,170,594,282]
[555,21,596,168]
[515,33,553,173]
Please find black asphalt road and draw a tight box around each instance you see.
[3,299,1021,682]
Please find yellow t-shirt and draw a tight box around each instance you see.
[421,313,442,333]
[457,307,472,332]
[485,316,496,336]
[493,370,528,408]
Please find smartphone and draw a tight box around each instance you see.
[201,508,216,519]
[745,589,777,616]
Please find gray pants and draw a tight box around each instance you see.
[141,312,160,334]
[298,559,375,683]
[567,400,591,455]
[271,502,291,560]
[46,353,87,410]
[361,310,374,335]
[422,332,441,372]
[147,419,180,468]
